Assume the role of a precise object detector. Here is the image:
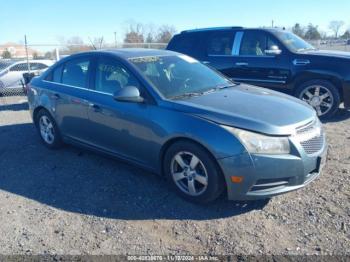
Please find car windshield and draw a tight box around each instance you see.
[273,31,316,52]
[129,55,235,99]
[0,61,15,71]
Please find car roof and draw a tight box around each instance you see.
[68,48,179,60]
[180,26,286,34]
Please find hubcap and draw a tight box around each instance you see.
[170,151,208,196]
[39,115,55,144]
[300,85,334,116]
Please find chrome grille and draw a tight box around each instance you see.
[295,119,325,155]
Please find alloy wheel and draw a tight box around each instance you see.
[170,151,208,196]
[39,115,55,144]
[299,85,334,117]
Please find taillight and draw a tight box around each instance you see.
[24,83,31,95]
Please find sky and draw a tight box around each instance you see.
[1,0,350,46]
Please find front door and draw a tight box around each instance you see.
[86,56,154,165]
[232,30,291,91]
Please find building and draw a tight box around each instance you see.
[0,42,40,59]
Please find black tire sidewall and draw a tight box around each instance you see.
[296,80,340,119]
[35,109,62,149]
[163,141,224,203]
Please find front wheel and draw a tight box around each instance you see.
[163,141,225,203]
[296,80,340,119]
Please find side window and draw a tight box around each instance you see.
[207,31,235,56]
[239,31,279,56]
[95,57,140,95]
[62,57,90,88]
[45,65,63,82]
[10,63,28,71]
[168,34,198,54]
[30,63,48,71]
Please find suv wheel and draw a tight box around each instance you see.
[35,109,62,149]
[296,80,340,119]
[164,141,225,203]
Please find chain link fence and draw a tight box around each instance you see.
[0,43,167,107]
[1,39,349,107]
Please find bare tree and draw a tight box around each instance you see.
[329,20,345,38]
[155,25,176,43]
[124,22,145,43]
[89,37,105,49]
[58,36,91,55]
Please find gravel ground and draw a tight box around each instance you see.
[0,96,349,256]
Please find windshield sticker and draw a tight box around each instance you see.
[178,55,198,63]
[129,56,161,63]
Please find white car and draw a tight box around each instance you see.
[0,60,53,95]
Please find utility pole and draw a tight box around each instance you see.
[24,35,30,73]
[114,32,117,48]
[271,20,274,28]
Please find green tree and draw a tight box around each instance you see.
[304,24,321,40]
[341,30,350,39]
[292,23,304,38]
[2,50,11,59]
[44,51,53,59]
[33,52,39,59]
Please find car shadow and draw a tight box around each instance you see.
[322,108,350,123]
[0,122,269,220]
[0,102,29,111]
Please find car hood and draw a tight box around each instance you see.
[167,84,316,135]
[304,49,350,59]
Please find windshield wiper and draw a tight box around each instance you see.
[297,47,317,52]
[170,92,205,100]
[170,83,239,100]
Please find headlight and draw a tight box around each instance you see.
[222,126,290,154]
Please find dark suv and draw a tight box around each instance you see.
[167,27,350,118]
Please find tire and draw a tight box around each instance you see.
[35,109,63,149]
[163,141,225,203]
[295,80,340,119]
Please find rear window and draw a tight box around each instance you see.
[0,61,15,71]
[167,33,199,55]
[206,31,235,56]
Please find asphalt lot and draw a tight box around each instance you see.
[0,95,349,255]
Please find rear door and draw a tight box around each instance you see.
[232,30,291,90]
[44,56,92,142]
[2,63,28,88]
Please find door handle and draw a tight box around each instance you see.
[51,93,61,100]
[235,62,249,66]
[89,103,102,112]
[202,61,211,65]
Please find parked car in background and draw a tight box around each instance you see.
[0,60,53,95]
[347,39,350,45]
[167,27,350,119]
[27,49,327,203]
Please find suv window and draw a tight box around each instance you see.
[168,34,198,54]
[239,31,278,56]
[95,57,140,95]
[207,31,235,56]
[30,63,48,71]
[10,63,28,71]
[61,58,90,88]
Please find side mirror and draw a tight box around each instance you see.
[265,45,282,56]
[113,86,144,103]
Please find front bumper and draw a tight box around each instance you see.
[218,135,327,201]
[343,80,350,108]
